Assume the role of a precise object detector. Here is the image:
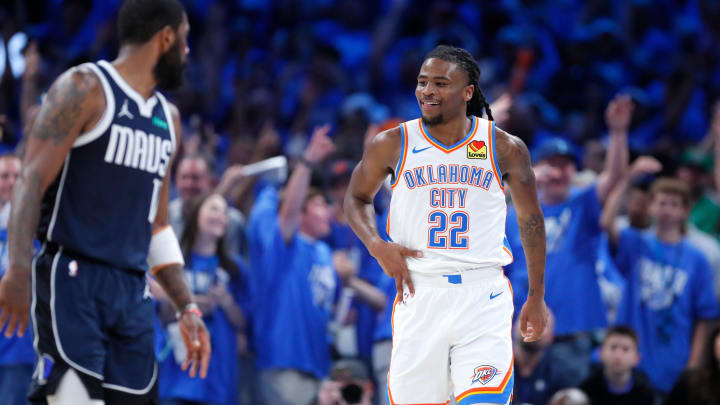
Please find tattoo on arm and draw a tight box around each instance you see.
[32,69,96,145]
[519,213,545,248]
[154,264,193,310]
[8,170,42,270]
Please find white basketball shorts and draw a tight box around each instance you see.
[386,267,514,405]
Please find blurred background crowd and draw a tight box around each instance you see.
[2,0,720,404]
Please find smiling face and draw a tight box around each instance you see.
[197,194,228,240]
[415,58,474,127]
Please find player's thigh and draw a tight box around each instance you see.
[388,287,452,404]
[32,248,107,384]
[102,271,157,404]
[450,283,513,405]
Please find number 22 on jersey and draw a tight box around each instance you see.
[428,210,469,249]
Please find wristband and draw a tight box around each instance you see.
[176,303,202,320]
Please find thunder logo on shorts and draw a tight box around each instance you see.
[471,365,500,385]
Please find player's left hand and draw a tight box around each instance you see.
[518,296,548,342]
[179,311,211,379]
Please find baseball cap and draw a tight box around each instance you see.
[330,359,370,381]
[531,137,578,165]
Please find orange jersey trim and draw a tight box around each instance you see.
[152,224,170,235]
[418,117,478,154]
[391,123,410,188]
[486,121,504,192]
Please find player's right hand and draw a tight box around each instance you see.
[0,268,31,338]
[370,241,422,296]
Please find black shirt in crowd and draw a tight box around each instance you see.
[579,368,654,405]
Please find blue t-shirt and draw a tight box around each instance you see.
[373,275,396,342]
[506,185,607,336]
[614,228,719,393]
[247,187,339,378]
[325,219,387,359]
[0,228,35,366]
[157,254,243,405]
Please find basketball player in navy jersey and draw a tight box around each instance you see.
[0,1,210,404]
[345,45,548,404]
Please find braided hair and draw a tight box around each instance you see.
[425,45,493,121]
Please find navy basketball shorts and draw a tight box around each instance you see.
[29,244,158,404]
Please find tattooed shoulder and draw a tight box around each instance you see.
[31,66,104,144]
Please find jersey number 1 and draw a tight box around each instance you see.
[428,210,468,249]
[148,179,162,223]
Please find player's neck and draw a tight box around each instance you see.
[193,234,218,256]
[654,224,683,244]
[424,115,472,147]
[111,46,158,99]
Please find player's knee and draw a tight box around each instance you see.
[47,369,105,405]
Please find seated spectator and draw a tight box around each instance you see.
[601,160,720,394]
[665,323,720,405]
[513,311,567,405]
[247,125,339,405]
[579,326,654,405]
[155,193,245,405]
[170,154,247,257]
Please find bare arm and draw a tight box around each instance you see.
[600,156,662,248]
[151,104,194,311]
[496,129,545,300]
[278,124,334,242]
[495,127,548,340]
[599,174,628,247]
[151,104,210,379]
[0,66,103,338]
[596,94,632,202]
[344,127,421,295]
[347,277,387,311]
[687,320,709,368]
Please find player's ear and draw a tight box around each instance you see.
[464,84,474,103]
[158,25,176,53]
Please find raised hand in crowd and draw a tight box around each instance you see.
[489,92,512,126]
[605,93,634,135]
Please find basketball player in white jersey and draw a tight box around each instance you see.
[344,45,548,405]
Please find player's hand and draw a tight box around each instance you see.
[304,124,335,165]
[629,156,662,180]
[605,93,634,134]
[370,241,422,296]
[179,311,211,379]
[518,296,548,342]
[0,268,31,338]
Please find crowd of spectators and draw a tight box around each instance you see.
[2,0,720,404]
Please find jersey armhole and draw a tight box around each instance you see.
[72,63,115,148]
[390,123,408,188]
[487,121,505,191]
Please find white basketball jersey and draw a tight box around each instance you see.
[386,116,513,273]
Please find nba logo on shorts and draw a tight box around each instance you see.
[471,365,498,385]
[467,141,487,159]
[68,260,78,277]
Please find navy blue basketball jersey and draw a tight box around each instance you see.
[37,60,176,272]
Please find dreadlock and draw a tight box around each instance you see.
[425,45,493,121]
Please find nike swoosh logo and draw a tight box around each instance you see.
[412,146,432,154]
[489,291,503,300]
